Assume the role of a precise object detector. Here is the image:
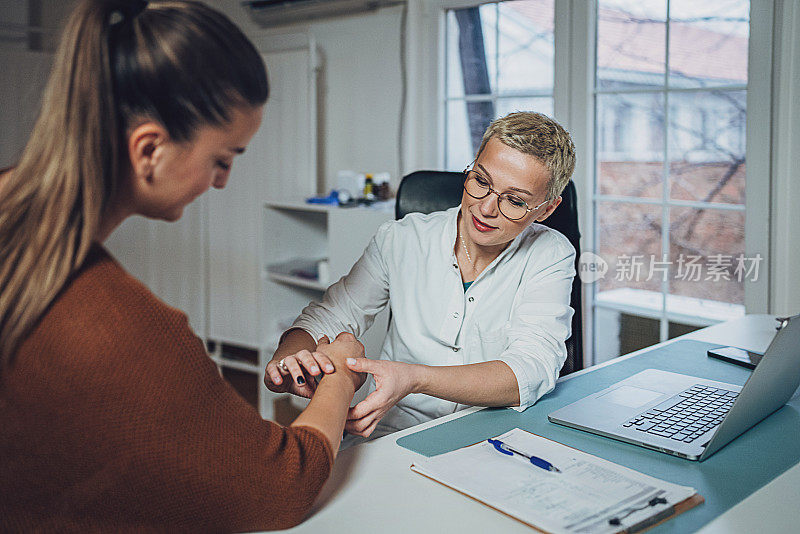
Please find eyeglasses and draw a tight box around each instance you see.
[462,167,549,221]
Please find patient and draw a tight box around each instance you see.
[0,1,363,531]
[266,112,577,440]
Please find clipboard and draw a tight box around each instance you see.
[410,428,703,534]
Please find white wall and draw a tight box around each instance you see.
[770,0,800,317]
[0,0,77,51]
[216,1,406,190]
[312,9,404,189]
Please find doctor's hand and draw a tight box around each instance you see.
[344,359,420,437]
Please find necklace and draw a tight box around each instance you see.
[459,228,477,272]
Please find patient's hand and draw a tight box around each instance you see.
[316,332,367,392]
[344,359,419,437]
[265,333,366,398]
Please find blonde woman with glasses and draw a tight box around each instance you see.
[266,112,577,442]
[0,1,365,531]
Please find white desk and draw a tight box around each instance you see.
[278,315,800,533]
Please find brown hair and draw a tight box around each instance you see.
[478,111,576,201]
[0,0,268,369]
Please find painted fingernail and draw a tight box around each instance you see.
[347,358,356,365]
[296,376,305,385]
[325,365,334,372]
[310,366,320,374]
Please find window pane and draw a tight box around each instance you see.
[445,97,554,168]
[669,206,746,306]
[668,90,746,204]
[596,201,663,295]
[597,0,667,91]
[496,97,553,118]
[446,5,498,98]
[668,0,749,89]
[444,99,480,169]
[596,92,664,198]
[594,201,663,362]
[496,0,554,95]
[593,0,751,361]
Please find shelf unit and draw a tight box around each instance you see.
[205,200,393,422]
[265,271,328,292]
[262,200,394,361]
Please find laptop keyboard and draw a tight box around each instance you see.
[622,384,739,443]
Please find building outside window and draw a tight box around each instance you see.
[593,0,749,361]
[443,0,555,168]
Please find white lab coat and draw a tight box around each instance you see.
[292,206,575,435]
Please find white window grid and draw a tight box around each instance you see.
[592,1,749,345]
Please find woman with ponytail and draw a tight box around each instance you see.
[0,1,363,531]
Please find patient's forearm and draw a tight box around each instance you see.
[412,361,520,407]
[292,371,355,458]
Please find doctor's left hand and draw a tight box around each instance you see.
[344,358,420,437]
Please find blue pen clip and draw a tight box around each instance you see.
[488,438,561,473]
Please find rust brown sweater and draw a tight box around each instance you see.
[0,246,333,532]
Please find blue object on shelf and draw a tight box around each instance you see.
[306,190,340,205]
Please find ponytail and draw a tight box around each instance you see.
[0,0,132,367]
[0,0,267,369]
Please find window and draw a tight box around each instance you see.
[433,0,765,366]
[593,0,750,362]
[443,0,555,168]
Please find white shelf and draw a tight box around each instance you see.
[266,271,327,291]
[265,257,329,291]
[595,288,745,327]
[266,199,338,212]
[265,198,395,214]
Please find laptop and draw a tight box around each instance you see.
[548,315,800,461]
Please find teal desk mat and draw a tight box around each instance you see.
[396,340,800,533]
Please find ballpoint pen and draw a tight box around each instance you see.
[487,438,561,473]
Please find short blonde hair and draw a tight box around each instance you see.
[478,112,575,201]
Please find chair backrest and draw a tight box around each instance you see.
[395,170,583,376]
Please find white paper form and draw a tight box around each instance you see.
[411,428,697,534]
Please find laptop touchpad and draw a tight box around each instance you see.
[598,386,664,408]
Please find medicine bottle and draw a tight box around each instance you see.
[363,174,375,200]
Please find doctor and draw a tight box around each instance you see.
[266,112,576,439]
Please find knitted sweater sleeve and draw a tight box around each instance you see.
[126,320,334,531]
[98,311,334,532]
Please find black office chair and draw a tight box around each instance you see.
[395,170,583,376]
